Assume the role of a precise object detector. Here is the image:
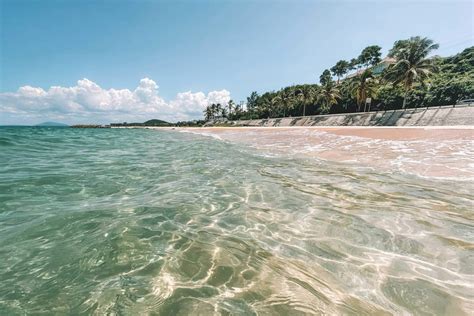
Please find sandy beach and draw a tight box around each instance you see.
[173,126,474,180]
[180,126,474,140]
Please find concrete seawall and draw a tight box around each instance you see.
[229,105,474,127]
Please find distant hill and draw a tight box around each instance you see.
[110,119,173,127]
[143,119,172,126]
[36,122,69,127]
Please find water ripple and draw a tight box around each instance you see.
[0,127,473,315]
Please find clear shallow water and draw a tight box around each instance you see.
[0,127,473,315]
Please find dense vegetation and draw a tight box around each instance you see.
[204,37,474,121]
[110,119,173,127]
[109,119,207,128]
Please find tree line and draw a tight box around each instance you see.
[203,36,473,121]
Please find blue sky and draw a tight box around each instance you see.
[0,0,473,124]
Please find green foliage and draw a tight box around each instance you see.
[295,85,317,116]
[110,119,172,127]
[349,58,359,71]
[428,77,474,105]
[376,84,405,109]
[388,36,438,59]
[330,60,350,83]
[358,45,382,67]
[203,103,226,120]
[319,69,332,85]
[384,36,439,108]
[246,91,259,111]
[175,120,205,127]
[143,119,172,126]
[349,69,378,111]
[226,42,473,121]
[317,81,341,113]
[423,47,474,106]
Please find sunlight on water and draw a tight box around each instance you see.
[0,127,473,315]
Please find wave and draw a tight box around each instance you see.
[0,127,473,315]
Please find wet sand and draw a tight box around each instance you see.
[176,126,474,179]
[181,126,473,140]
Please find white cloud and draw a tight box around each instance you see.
[0,78,231,124]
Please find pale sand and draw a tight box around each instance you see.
[178,126,474,140]
[173,126,474,179]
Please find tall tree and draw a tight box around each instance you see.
[234,102,242,114]
[295,85,316,116]
[330,60,350,84]
[349,58,360,71]
[246,91,259,112]
[212,103,224,117]
[358,45,382,68]
[270,96,281,117]
[253,92,274,118]
[211,103,218,117]
[216,103,227,118]
[317,81,341,114]
[272,91,295,117]
[349,69,379,112]
[203,105,213,121]
[227,100,235,116]
[385,36,439,108]
[319,69,332,85]
[260,96,273,118]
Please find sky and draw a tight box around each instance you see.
[0,0,473,125]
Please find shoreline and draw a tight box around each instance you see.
[121,125,474,140]
[167,126,474,180]
[113,125,474,179]
[116,125,474,129]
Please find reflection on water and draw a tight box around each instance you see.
[183,127,474,180]
[0,127,473,315]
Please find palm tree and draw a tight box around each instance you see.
[330,60,350,84]
[317,81,341,114]
[210,103,218,118]
[350,69,379,112]
[319,69,332,85]
[295,85,316,116]
[211,103,224,118]
[227,100,235,116]
[217,104,227,118]
[350,57,361,72]
[358,45,382,69]
[385,36,439,109]
[261,97,272,118]
[272,91,295,117]
[203,106,213,120]
[271,95,282,117]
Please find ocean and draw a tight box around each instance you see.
[0,126,472,315]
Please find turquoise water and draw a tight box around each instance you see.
[0,127,473,315]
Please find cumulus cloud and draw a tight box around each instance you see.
[0,78,231,124]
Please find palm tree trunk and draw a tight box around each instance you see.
[402,85,409,109]
[303,104,306,116]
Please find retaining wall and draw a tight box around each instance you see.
[229,105,474,127]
